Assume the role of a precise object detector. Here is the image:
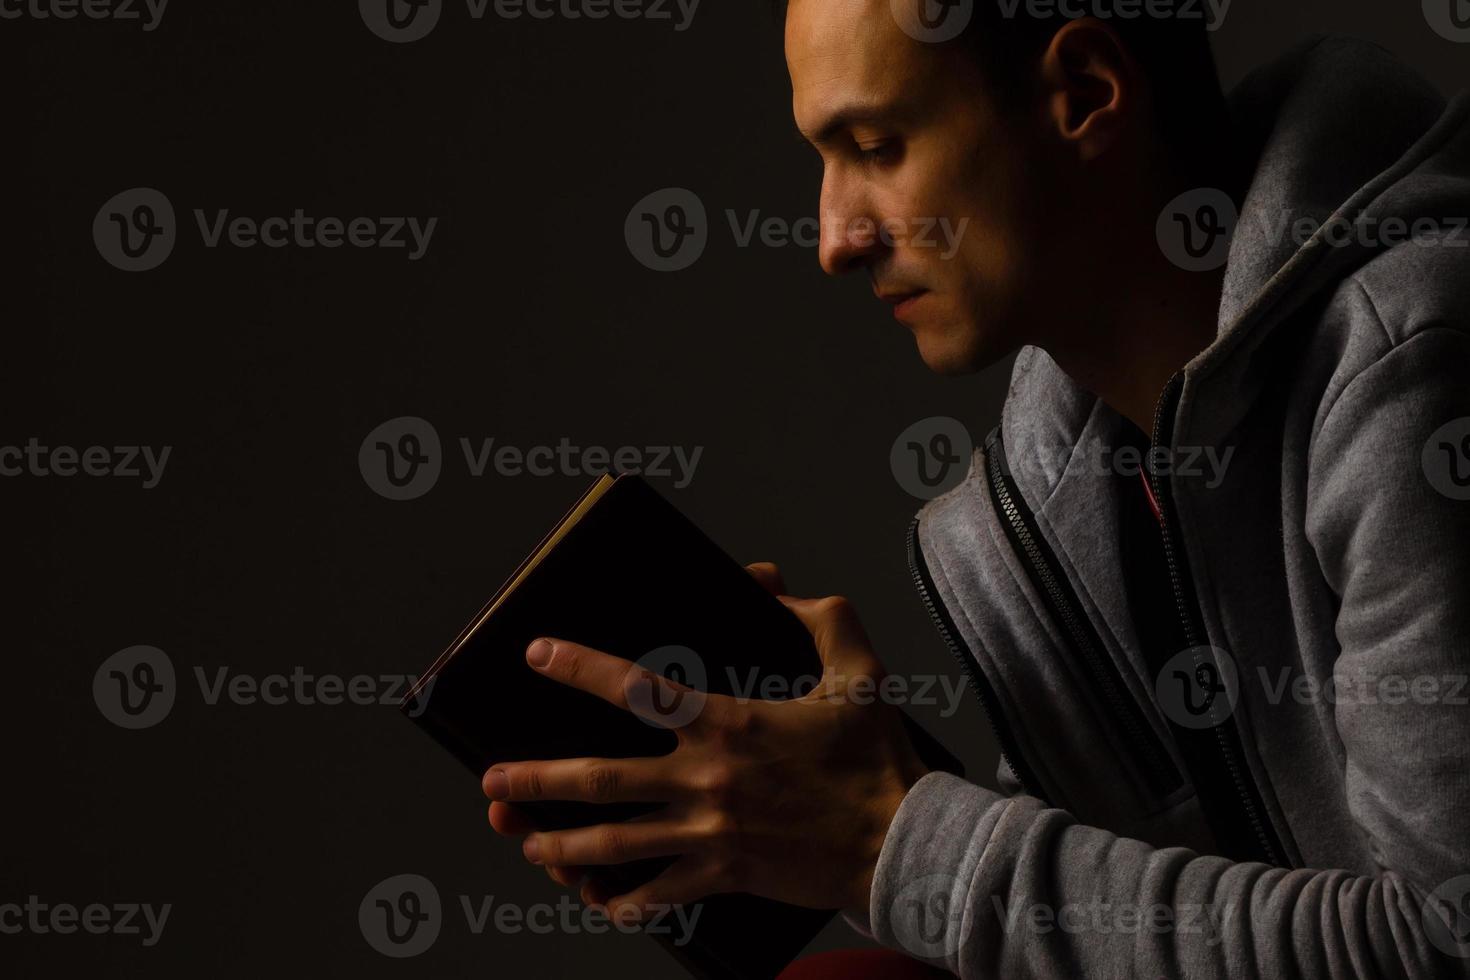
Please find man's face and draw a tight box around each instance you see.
[786,0,1058,373]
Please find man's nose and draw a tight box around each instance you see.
[817,181,885,277]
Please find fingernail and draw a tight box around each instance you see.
[485,768,508,800]
[527,639,554,669]
[523,836,542,865]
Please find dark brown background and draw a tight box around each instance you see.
[5,1,1465,975]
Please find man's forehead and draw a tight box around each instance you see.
[786,0,934,133]
[785,0,884,47]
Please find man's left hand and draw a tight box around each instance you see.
[482,562,930,922]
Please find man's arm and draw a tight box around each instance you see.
[867,326,1470,978]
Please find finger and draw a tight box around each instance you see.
[621,667,716,731]
[581,878,605,908]
[487,801,536,836]
[523,820,698,868]
[579,870,619,907]
[745,562,786,596]
[527,638,716,731]
[778,594,882,676]
[581,874,622,909]
[546,865,587,888]
[525,638,644,712]
[484,757,681,804]
[598,857,717,925]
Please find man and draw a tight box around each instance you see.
[483,1,1470,976]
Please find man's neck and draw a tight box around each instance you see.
[1042,141,1239,436]
[1044,258,1226,437]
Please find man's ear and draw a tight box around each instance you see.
[1037,18,1138,162]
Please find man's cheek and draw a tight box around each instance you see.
[937,217,971,260]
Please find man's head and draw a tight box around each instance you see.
[784,0,1227,374]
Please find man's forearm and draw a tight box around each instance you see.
[867,772,1469,979]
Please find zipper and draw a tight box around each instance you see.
[982,428,1185,798]
[1148,372,1288,867]
[907,516,1046,803]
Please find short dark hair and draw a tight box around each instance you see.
[778,0,1227,161]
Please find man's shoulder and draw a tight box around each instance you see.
[1326,88,1470,353]
[1340,233,1470,353]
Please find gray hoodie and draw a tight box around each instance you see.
[862,36,1470,979]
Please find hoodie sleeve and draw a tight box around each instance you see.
[864,326,1470,979]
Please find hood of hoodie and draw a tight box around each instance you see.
[999,35,1470,510]
[940,42,1470,802]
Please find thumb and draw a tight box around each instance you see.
[778,594,883,679]
[745,561,787,596]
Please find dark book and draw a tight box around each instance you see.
[402,473,961,980]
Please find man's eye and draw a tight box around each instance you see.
[857,140,899,164]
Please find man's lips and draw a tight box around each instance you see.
[876,288,928,320]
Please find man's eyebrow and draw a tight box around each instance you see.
[795,103,898,147]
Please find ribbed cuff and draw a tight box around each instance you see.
[867,771,1005,975]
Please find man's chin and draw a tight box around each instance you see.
[911,320,992,376]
